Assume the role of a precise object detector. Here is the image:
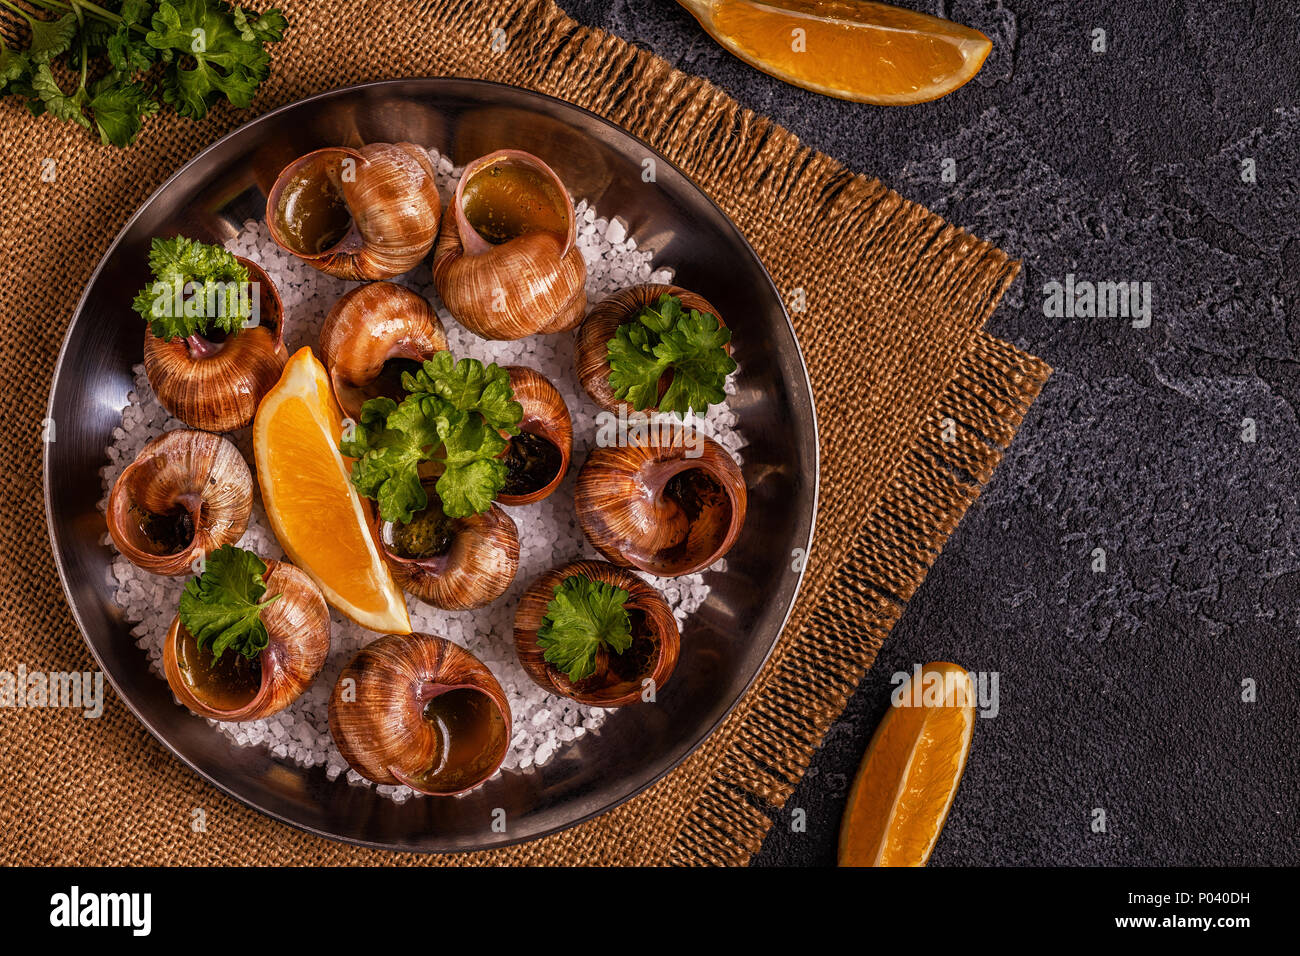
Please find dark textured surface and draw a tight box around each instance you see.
[561,0,1300,865]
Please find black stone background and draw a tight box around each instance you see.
[561,0,1300,865]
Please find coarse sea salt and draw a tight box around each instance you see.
[96,148,746,802]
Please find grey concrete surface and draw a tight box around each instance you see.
[561,0,1300,865]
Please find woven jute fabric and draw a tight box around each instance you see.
[0,0,1050,865]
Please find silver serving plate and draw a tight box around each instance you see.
[44,79,818,852]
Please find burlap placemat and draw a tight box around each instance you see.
[0,0,1049,865]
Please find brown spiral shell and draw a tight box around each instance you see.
[432,149,587,340]
[376,485,520,610]
[266,143,441,280]
[162,560,331,721]
[513,560,680,707]
[575,283,730,415]
[328,632,511,795]
[497,365,572,506]
[142,256,287,433]
[575,429,747,577]
[105,429,253,576]
[318,282,449,421]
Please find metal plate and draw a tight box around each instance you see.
[44,79,818,852]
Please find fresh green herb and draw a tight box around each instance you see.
[0,0,287,147]
[342,354,524,522]
[177,544,280,663]
[606,293,736,417]
[403,351,525,431]
[535,575,632,682]
[130,235,252,341]
[340,395,446,526]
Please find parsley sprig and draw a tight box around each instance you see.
[606,293,736,417]
[178,544,280,662]
[341,353,524,523]
[0,0,287,147]
[536,576,632,682]
[130,235,252,341]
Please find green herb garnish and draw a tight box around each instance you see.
[606,293,736,417]
[341,353,524,522]
[0,0,287,147]
[130,235,252,341]
[177,544,280,663]
[536,576,632,682]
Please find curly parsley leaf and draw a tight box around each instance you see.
[344,353,522,522]
[0,0,287,146]
[0,42,30,93]
[343,396,442,525]
[654,309,736,415]
[339,396,395,459]
[536,576,632,682]
[147,0,275,119]
[233,5,287,42]
[106,31,155,75]
[435,411,509,518]
[606,294,736,417]
[403,352,522,434]
[29,61,89,128]
[130,235,252,340]
[178,544,280,662]
[89,75,159,146]
[121,0,156,27]
[102,1,156,72]
[635,293,684,334]
[607,321,668,412]
[25,11,78,63]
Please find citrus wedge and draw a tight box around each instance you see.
[254,347,410,634]
[839,661,975,866]
[679,0,992,105]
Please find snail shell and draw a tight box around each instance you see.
[575,429,747,577]
[432,149,587,340]
[576,284,730,415]
[266,143,441,280]
[162,561,331,721]
[514,560,680,707]
[318,282,449,421]
[376,484,520,610]
[328,632,511,796]
[142,256,288,433]
[498,365,572,506]
[106,430,253,576]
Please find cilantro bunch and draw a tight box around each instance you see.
[341,353,525,523]
[0,0,287,147]
[178,544,280,662]
[536,576,632,682]
[131,235,252,340]
[606,293,736,417]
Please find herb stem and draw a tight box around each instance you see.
[0,0,36,26]
[16,0,147,33]
[26,0,124,24]
[71,0,127,23]
[73,3,86,93]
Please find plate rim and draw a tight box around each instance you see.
[43,76,821,854]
